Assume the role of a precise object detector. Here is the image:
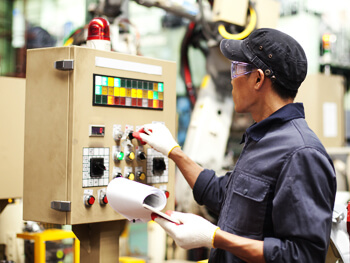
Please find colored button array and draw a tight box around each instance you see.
[94,75,164,110]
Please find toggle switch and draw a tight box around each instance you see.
[84,195,95,207]
[127,131,135,140]
[113,129,123,141]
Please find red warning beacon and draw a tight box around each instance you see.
[86,17,111,51]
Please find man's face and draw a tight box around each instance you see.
[231,72,259,114]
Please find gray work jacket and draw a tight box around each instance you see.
[193,103,336,262]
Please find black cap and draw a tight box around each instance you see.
[220,28,308,91]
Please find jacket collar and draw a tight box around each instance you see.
[241,103,305,143]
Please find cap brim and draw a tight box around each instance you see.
[220,39,249,63]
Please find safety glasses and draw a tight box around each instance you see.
[231,61,257,79]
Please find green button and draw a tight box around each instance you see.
[116,151,124,161]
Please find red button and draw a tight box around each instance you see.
[164,191,170,199]
[88,196,95,205]
[103,196,108,204]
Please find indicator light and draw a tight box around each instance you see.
[86,17,111,51]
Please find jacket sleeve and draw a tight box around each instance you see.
[264,147,336,262]
[192,169,231,216]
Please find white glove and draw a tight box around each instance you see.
[139,123,180,156]
[154,211,220,249]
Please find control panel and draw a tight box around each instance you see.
[23,46,176,225]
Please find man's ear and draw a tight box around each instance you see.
[255,69,265,89]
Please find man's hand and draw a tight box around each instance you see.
[138,123,180,156]
[154,211,220,249]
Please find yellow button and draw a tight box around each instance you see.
[139,172,146,180]
[127,152,135,160]
[128,173,135,180]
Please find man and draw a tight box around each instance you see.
[138,28,337,262]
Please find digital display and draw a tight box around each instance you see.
[93,74,164,110]
[90,125,105,136]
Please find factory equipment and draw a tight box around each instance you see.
[0,77,25,262]
[23,46,177,262]
[296,73,345,148]
[0,77,25,213]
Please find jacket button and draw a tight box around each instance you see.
[243,189,248,195]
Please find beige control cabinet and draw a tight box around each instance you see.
[0,77,25,201]
[296,73,345,148]
[23,46,177,225]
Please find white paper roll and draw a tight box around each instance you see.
[106,177,167,222]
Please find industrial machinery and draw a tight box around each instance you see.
[0,77,26,262]
[0,77,25,212]
[23,46,177,262]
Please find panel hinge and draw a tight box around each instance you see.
[54,60,74,70]
[51,200,71,212]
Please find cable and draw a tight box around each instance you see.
[180,21,197,108]
[218,4,257,40]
